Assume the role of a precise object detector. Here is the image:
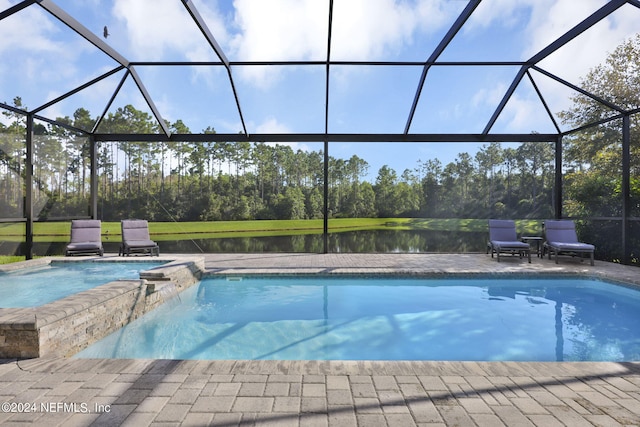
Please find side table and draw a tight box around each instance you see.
[521,236,543,258]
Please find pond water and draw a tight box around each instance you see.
[28,230,488,255]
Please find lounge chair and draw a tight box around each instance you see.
[119,219,160,256]
[544,220,594,266]
[487,219,531,263]
[65,219,104,256]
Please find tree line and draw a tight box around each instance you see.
[1,105,559,222]
[0,104,633,226]
[1,36,638,230]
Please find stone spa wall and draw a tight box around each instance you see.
[0,257,204,358]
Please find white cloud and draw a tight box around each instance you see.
[471,83,507,109]
[463,0,638,81]
[470,81,557,133]
[228,0,327,87]
[0,1,80,89]
[525,1,640,114]
[111,0,222,61]
[0,1,101,114]
[531,0,640,77]
[0,1,60,55]
[463,0,640,121]
[229,0,455,86]
[230,0,327,61]
[499,94,543,132]
[254,117,291,134]
[465,0,538,32]
[37,103,65,123]
[247,117,311,151]
[524,0,608,58]
[331,0,449,60]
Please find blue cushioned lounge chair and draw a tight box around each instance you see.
[544,220,594,266]
[65,219,104,256]
[488,219,531,263]
[119,219,159,256]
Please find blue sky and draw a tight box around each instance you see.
[1,0,639,180]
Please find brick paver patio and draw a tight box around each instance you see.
[1,253,639,426]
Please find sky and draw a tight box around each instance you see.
[1,0,639,181]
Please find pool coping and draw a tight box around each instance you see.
[203,268,640,284]
[202,252,640,287]
[202,266,640,294]
[0,256,205,358]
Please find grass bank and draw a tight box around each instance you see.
[0,217,544,242]
[1,218,415,242]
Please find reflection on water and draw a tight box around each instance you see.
[28,230,488,256]
[330,230,486,253]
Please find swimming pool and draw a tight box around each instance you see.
[75,275,640,361]
[0,261,166,307]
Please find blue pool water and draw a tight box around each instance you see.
[0,261,166,307]
[75,275,640,361]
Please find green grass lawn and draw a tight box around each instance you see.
[0,255,27,264]
[0,217,544,243]
[0,218,411,242]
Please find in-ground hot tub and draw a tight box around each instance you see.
[0,256,204,358]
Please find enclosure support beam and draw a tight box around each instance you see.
[93,133,558,143]
[322,0,334,254]
[181,0,248,137]
[323,140,329,254]
[90,135,98,220]
[405,0,482,134]
[554,135,563,220]
[621,115,631,265]
[0,0,37,21]
[25,115,34,260]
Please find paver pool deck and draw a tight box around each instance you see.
[1,253,640,426]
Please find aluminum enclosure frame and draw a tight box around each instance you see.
[0,0,638,262]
